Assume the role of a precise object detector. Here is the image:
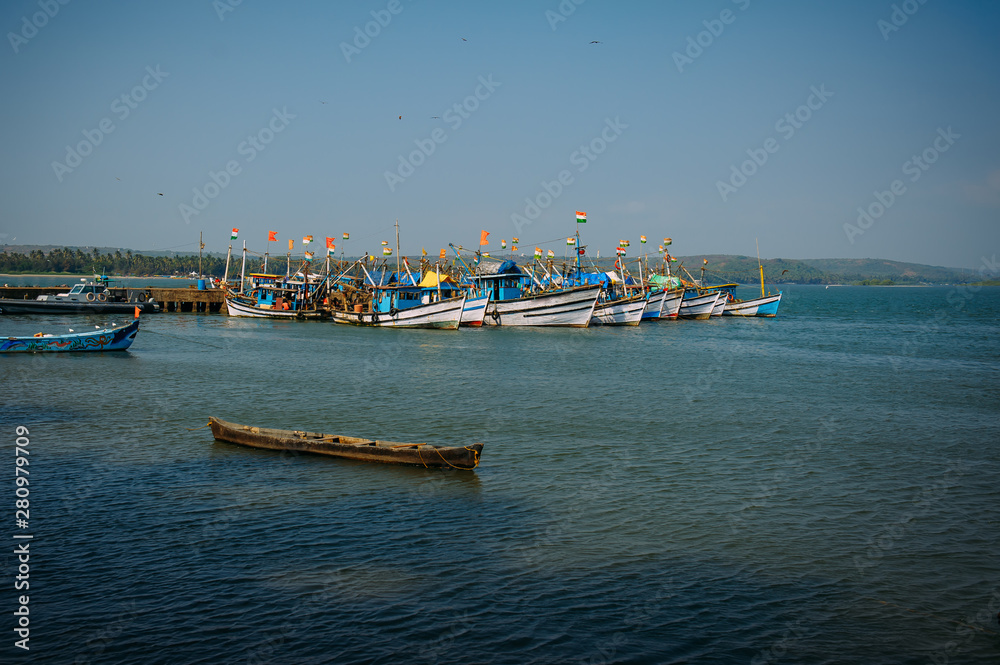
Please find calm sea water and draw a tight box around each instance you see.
[2,285,998,664]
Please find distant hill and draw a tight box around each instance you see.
[0,244,976,284]
[672,255,970,285]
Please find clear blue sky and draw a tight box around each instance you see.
[2,0,998,268]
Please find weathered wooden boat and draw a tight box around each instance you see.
[225,272,329,319]
[330,292,467,329]
[678,291,719,319]
[1,318,140,353]
[641,287,684,320]
[710,292,728,317]
[208,416,483,469]
[460,291,491,327]
[0,277,159,314]
[591,291,647,326]
[659,288,684,319]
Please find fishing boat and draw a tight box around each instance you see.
[641,287,684,320]
[460,290,491,327]
[591,290,647,325]
[1,318,140,353]
[483,280,600,327]
[710,292,728,317]
[722,241,783,317]
[723,292,782,316]
[0,277,159,314]
[330,290,468,329]
[225,271,329,319]
[329,260,468,329]
[208,416,482,469]
[659,289,684,319]
[678,290,720,319]
[460,254,600,327]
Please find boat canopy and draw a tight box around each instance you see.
[417,272,455,288]
[648,274,682,289]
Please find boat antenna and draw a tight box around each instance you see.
[395,218,401,283]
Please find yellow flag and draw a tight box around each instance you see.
[422,247,427,256]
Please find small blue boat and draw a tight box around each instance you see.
[0,318,140,353]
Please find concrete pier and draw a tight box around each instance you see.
[0,285,225,313]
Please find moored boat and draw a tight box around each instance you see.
[330,292,467,329]
[0,277,159,314]
[208,416,483,469]
[723,292,782,317]
[485,283,601,327]
[678,291,719,319]
[225,272,329,319]
[1,317,140,353]
[659,288,684,319]
[460,291,491,327]
[592,292,647,326]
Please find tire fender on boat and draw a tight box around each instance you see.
[490,308,501,323]
[389,307,398,317]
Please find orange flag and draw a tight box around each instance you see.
[326,237,335,249]
[439,248,446,260]
[479,230,490,245]
[134,306,141,319]
[288,239,294,250]
[268,231,277,242]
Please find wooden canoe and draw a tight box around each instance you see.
[208,416,482,470]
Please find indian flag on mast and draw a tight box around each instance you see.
[230,228,239,240]
[576,211,586,223]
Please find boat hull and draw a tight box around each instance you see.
[226,297,327,319]
[592,293,647,326]
[678,292,719,320]
[330,295,466,329]
[0,319,140,353]
[459,292,490,327]
[660,289,684,319]
[209,416,482,469]
[642,288,683,320]
[711,293,727,317]
[641,289,668,320]
[724,292,782,317]
[483,285,600,327]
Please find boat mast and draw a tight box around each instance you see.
[436,262,442,301]
[223,243,232,287]
[239,240,247,293]
[395,218,401,282]
[199,231,203,280]
[756,237,765,298]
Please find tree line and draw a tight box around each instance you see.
[0,247,277,277]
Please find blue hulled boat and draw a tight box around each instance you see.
[1,318,140,353]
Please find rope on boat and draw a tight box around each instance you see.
[185,422,212,431]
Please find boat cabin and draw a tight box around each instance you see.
[38,281,110,302]
[371,271,463,313]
